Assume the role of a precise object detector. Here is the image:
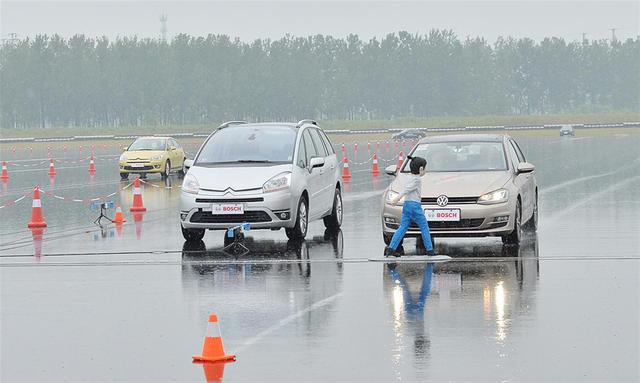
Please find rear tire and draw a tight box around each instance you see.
[286,197,308,240]
[181,225,205,242]
[502,200,522,245]
[120,173,129,180]
[323,188,343,229]
[178,158,186,176]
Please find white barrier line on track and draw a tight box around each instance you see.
[233,292,344,353]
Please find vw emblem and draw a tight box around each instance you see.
[436,195,449,207]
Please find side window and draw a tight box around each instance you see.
[507,142,520,171]
[309,129,329,157]
[303,130,318,162]
[511,140,526,162]
[297,134,308,169]
[319,130,335,154]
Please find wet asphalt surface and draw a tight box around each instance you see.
[1,133,639,382]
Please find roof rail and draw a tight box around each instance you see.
[296,119,318,128]
[218,120,248,129]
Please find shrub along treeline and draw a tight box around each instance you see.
[1,31,638,129]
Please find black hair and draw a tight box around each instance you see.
[407,155,427,175]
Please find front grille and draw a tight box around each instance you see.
[124,165,154,171]
[422,197,478,204]
[195,197,264,203]
[388,218,484,230]
[190,211,272,224]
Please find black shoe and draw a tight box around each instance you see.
[384,246,401,257]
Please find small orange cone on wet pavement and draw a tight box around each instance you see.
[397,151,405,171]
[129,178,146,212]
[113,204,126,223]
[48,159,56,176]
[27,187,47,228]
[88,155,96,174]
[341,156,352,180]
[371,153,380,176]
[193,314,236,364]
[1,161,8,180]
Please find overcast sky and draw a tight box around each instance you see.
[2,1,638,43]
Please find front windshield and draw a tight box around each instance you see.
[403,141,507,172]
[128,138,166,151]
[196,125,297,164]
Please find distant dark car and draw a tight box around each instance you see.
[560,125,575,137]
[392,128,427,140]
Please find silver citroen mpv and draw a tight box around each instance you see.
[180,120,343,242]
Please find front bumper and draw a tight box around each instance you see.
[180,189,296,230]
[119,160,164,173]
[381,200,516,238]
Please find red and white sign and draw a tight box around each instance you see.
[212,203,244,215]
[425,209,460,222]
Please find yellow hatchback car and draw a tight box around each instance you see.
[119,136,186,180]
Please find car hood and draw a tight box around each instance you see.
[189,164,293,191]
[122,150,165,161]
[391,171,511,197]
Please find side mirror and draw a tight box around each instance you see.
[385,165,397,176]
[170,146,177,151]
[310,157,325,170]
[184,159,194,170]
[517,162,535,173]
[122,146,128,152]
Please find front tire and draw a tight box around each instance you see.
[286,197,308,240]
[323,187,343,229]
[161,160,171,179]
[525,192,538,232]
[502,200,522,245]
[181,225,205,242]
[178,158,186,177]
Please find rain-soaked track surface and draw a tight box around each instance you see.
[1,134,639,382]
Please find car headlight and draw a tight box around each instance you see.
[478,188,509,204]
[119,154,126,162]
[263,172,291,193]
[385,190,403,205]
[182,173,200,194]
[151,155,162,161]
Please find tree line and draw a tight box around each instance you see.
[1,31,638,129]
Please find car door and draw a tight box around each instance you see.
[308,128,333,213]
[171,139,184,168]
[507,140,531,219]
[301,129,324,220]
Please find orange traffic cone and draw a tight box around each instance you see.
[371,154,380,176]
[113,204,126,223]
[27,187,47,228]
[193,314,236,364]
[48,159,56,176]
[129,178,146,212]
[397,151,405,171]
[354,142,358,152]
[88,155,96,174]
[367,142,371,152]
[341,156,352,181]
[1,161,8,180]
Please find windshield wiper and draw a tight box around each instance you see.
[235,160,272,163]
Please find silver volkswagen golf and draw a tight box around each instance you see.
[381,134,537,245]
[180,120,343,242]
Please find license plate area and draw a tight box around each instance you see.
[130,163,145,168]
[425,209,461,222]
[212,203,245,215]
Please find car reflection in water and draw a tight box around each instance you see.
[383,235,539,371]
[181,229,344,343]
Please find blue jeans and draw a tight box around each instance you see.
[389,201,433,251]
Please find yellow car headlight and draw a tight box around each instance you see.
[150,155,162,161]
